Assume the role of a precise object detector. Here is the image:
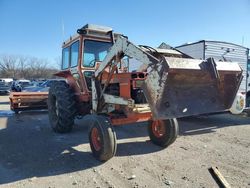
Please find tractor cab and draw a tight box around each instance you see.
[59,24,129,101]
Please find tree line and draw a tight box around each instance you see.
[0,54,60,80]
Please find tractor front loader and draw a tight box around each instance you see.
[48,24,242,161]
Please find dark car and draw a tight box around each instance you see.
[11,80,33,92]
[22,79,65,92]
[0,78,13,94]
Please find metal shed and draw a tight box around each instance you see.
[176,41,249,97]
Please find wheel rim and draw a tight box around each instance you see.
[152,120,166,138]
[91,127,101,151]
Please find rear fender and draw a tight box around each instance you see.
[54,70,89,102]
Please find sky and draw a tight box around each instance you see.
[0,0,249,67]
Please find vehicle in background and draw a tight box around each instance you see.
[37,81,46,86]
[176,40,249,114]
[0,78,13,94]
[9,79,65,113]
[40,79,64,88]
[22,79,65,92]
[30,80,47,87]
[11,79,32,92]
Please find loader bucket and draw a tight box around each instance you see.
[142,57,243,120]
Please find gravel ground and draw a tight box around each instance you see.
[0,95,249,188]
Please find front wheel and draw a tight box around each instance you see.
[89,115,117,161]
[148,118,179,147]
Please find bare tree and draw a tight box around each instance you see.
[54,56,62,69]
[0,55,19,78]
[17,56,28,78]
[0,54,59,80]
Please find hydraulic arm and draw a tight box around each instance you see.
[92,36,243,119]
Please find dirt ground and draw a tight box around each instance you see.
[0,95,249,188]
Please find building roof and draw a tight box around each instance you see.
[176,40,249,50]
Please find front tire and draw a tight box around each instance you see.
[148,118,179,147]
[48,81,77,133]
[89,115,117,161]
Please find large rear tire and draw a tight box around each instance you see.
[148,118,179,147]
[48,81,77,133]
[89,115,117,161]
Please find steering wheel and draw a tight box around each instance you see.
[88,59,97,67]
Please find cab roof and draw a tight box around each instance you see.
[63,24,123,47]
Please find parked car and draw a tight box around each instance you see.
[22,79,65,92]
[0,78,13,94]
[11,79,33,92]
[10,79,65,113]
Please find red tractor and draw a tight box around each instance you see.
[48,24,242,161]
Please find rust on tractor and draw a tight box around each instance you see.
[49,24,243,122]
[9,92,48,112]
[142,57,243,119]
[42,24,244,161]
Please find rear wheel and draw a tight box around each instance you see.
[89,115,117,161]
[148,118,178,147]
[48,81,77,133]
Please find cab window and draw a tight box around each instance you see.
[83,40,112,67]
[62,47,70,69]
[70,41,79,67]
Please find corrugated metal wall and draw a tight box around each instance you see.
[204,41,248,93]
[248,59,250,93]
[177,41,249,93]
[176,42,204,59]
